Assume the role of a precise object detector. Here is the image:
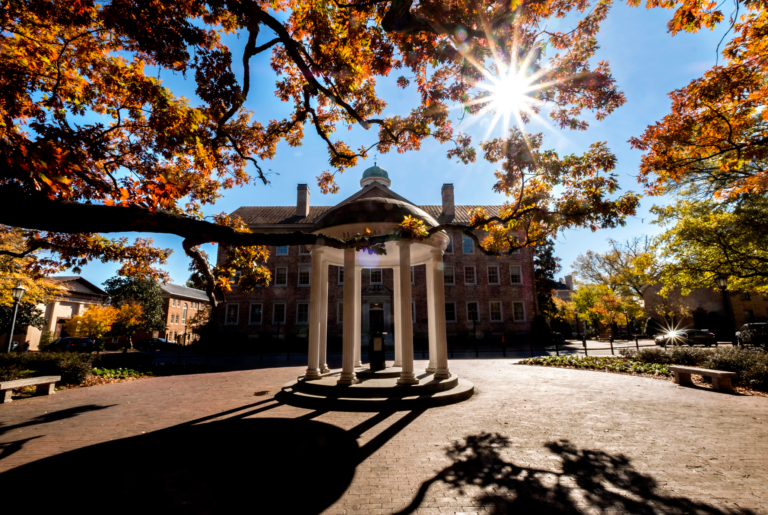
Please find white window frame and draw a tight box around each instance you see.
[467,301,480,322]
[510,265,523,285]
[337,302,344,324]
[337,266,344,285]
[225,304,239,325]
[299,245,311,255]
[445,302,457,323]
[298,266,311,287]
[272,303,286,325]
[296,302,310,325]
[249,303,263,325]
[276,245,289,255]
[464,266,476,285]
[512,301,526,322]
[182,303,188,322]
[489,301,503,322]
[275,267,288,287]
[462,236,475,254]
[443,265,455,285]
[370,268,383,284]
[445,234,453,254]
[487,265,500,285]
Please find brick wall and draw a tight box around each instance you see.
[216,230,537,339]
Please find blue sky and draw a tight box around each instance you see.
[66,3,728,287]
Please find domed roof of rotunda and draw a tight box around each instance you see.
[361,164,389,180]
[313,197,438,231]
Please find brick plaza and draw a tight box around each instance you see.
[1,360,766,514]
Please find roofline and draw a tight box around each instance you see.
[52,276,109,296]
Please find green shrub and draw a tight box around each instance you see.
[518,355,671,376]
[0,352,93,385]
[92,367,148,379]
[705,348,768,391]
[38,331,55,350]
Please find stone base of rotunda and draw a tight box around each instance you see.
[276,368,474,412]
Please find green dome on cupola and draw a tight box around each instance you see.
[362,164,389,179]
[360,161,392,188]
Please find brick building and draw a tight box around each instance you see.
[217,165,537,348]
[643,282,768,332]
[158,283,210,345]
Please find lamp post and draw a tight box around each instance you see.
[715,274,737,346]
[5,283,26,353]
[574,308,581,339]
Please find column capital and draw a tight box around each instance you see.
[430,247,444,258]
[311,247,326,256]
[397,239,415,248]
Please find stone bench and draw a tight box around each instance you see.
[1,376,61,403]
[669,366,737,393]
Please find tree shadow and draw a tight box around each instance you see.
[0,404,115,437]
[396,433,754,515]
[0,400,362,514]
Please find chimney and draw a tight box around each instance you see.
[565,274,573,291]
[441,183,455,218]
[297,184,309,217]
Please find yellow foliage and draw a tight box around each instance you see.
[64,305,117,340]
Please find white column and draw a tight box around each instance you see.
[431,249,451,378]
[354,265,362,367]
[318,257,330,373]
[425,262,438,372]
[397,243,419,385]
[305,248,324,380]
[393,266,403,367]
[338,249,359,385]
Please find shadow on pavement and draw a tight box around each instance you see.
[395,433,754,515]
[0,403,358,513]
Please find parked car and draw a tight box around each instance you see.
[136,338,179,351]
[655,329,717,347]
[736,323,767,347]
[48,337,97,353]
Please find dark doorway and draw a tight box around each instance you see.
[369,309,384,334]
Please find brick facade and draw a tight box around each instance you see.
[157,284,210,345]
[217,177,537,345]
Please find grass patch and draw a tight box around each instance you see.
[519,356,671,377]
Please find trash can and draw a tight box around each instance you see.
[368,331,387,371]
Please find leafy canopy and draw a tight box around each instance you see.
[1,0,639,304]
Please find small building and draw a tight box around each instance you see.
[159,283,210,345]
[554,275,574,302]
[9,276,108,351]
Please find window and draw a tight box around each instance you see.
[273,303,286,325]
[512,301,525,321]
[225,304,239,325]
[464,266,476,285]
[182,303,188,322]
[445,302,457,322]
[191,302,196,309]
[337,302,344,323]
[296,302,309,324]
[171,299,176,307]
[490,301,503,322]
[299,245,311,255]
[467,301,479,322]
[338,266,344,285]
[745,309,755,323]
[445,235,453,254]
[276,245,289,255]
[275,267,288,286]
[740,292,751,301]
[298,267,311,286]
[249,303,262,324]
[411,266,415,284]
[412,301,416,323]
[370,268,383,284]
[488,266,500,285]
[462,236,474,254]
[510,265,522,285]
[444,265,455,285]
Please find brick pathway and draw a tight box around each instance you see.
[1,360,766,514]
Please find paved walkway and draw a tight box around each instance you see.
[1,360,765,514]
